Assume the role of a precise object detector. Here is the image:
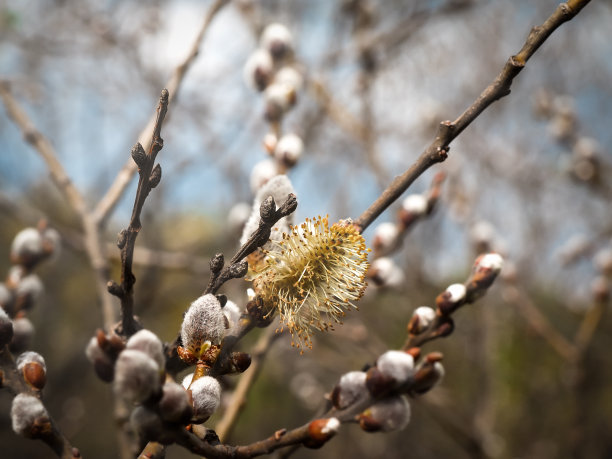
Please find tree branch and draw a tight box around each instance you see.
[107,89,169,337]
[354,0,592,231]
[93,0,230,226]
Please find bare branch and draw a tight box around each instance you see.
[107,89,169,337]
[93,0,230,226]
[354,0,592,231]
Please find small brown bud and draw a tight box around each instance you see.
[246,296,274,327]
[23,362,46,390]
[365,366,395,398]
[210,253,224,274]
[149,164,162,188]
[230,352,252,373]
[131,143,147,169]
[305,418,340,449]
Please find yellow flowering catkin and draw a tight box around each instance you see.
[253,216,369,350]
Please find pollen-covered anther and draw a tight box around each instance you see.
[305,417,340,448]
[252,215,369,350]
[436,283,467,316]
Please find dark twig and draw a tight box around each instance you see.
[354,0,592,232]
[107,89,169,337]
[93,0,230,226]
[205,194,298,295]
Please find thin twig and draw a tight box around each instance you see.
[215,327,281,442]
[502,284,579,361]
[0,81,116,331]
[354,0,592,232]
[93,0,230,226]
[107,89,169,337]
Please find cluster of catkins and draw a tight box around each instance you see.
[367,173,445,289]
[85,293,243,443]
[244,23,305,193]
[1,225,60,438]
[533,89,606,185]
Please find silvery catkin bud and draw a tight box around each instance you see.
[181,294,226,360]
[159,381,192,424]
[0,307,13,346]
[114,349,161,403]
[359,395,411,432]
[126,329,165,370]
[331,371,368,410]
[376,350,415,386]
[85,336,115,382]
[131,405,164,442]
[10,228,43,264]
[189,375,221,423]
[10,317,34,353]
[223,300,242,329]
[11,393,49,437]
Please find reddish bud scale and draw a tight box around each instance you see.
[406,347,421,361]
[23,362,46,390]
[365,367,395,397]
[435,290,465,316]
[305,418,340,449]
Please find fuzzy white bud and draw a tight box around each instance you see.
[242,175,296,246]
[274,133,303,167]
[476,253,504,274]
[0,307,13,347]
[130,405,163,441]
[243,48,274,91]
[377,350,415,386]
[373,222,398,252]
[189,375,221,422]
[182,372,194,390]
[264,82,295,121]
[370,257,404,288]
[360,395,411,432]
[260,23,293,60]
[15,274,44,309]
[11,228,43,262]
[11,393,48,437]
[114,349,161,403]
[321,417,340,435]
[223,300,242,329]
[401,194,428,215]
[594,248,612,274]
[332,371,367,410]
[11,317,34,352]
[159,381,192,423]
[573,137,599,159]
[470,220,496,248]
[413,306,436,329]
[446,283,467,303]
[250,159,279,193]
[16,351,46,372]
[126,329,165,370]
[0,283,11,307]
[181,294,226,359]
[274,67,303,93]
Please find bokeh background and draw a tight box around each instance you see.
[1,0,612,458]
